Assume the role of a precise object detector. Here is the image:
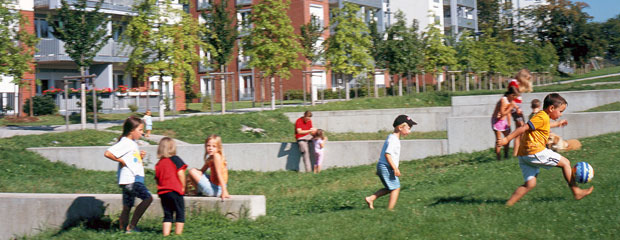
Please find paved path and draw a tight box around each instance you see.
[536,73,620,86]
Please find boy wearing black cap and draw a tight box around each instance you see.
[365,115,417,210]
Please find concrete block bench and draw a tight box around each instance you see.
[0,193,265,240]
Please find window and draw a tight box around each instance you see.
[114,74,125,89]
[309,4,324,28]
[237,10,252,34]
[197,0,210,10]
[112,21,127,41]
[35,18,52,38]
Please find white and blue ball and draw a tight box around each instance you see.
[572,162,594,184]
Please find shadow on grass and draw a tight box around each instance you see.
[430,195,567,206]
[429,196,506,206]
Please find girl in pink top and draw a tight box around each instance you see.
[492,86,519,160]
[313,129,327,174]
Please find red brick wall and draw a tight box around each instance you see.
[19,10,37,116]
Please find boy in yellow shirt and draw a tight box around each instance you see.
[497,93,593,206]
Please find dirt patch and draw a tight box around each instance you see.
[3,116,40,123]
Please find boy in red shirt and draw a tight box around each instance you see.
[155,137,187,236]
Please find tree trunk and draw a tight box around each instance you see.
[159,74,165,121]
[80,66,86,130]
[270,76,275,110]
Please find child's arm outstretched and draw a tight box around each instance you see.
[497,124,529,147]
[550,119,568,128]
[385,153,400,177]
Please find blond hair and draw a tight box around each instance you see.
[204,134,226,163]
[515,69,533,93]
[157,137,177,159]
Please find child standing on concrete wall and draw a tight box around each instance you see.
[365,115,416,210]
[313,129,327,174]
[188,135,230,201]
[155,137,187,236]
[104,116,152,233]
[491,86,519,160]
[143,110,153,137]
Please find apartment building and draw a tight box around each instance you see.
[500,0,546,36]
[0,0,36,115]
[2,0,188,115]
[191,0,331,103]
[385,0,477,37]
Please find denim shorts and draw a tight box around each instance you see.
[197,174,222,197]
[120,182,152,207]
[377,163,401,190]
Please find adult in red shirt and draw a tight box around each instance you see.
[295,110,316,172]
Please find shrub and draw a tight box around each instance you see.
[128,104,138,113]
[284,89,310,100]
[23,95,57,115]
[76,95,103,113]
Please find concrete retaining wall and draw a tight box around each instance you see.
[283,107,451,133]
[447,111,620,153]
[28,139,448,172]
[451,89,620,117]
[0,193,265,240]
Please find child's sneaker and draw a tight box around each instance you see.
[125,227,141,234]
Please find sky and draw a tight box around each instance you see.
[577,0,620,22]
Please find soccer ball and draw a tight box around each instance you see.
[572,162,594,184]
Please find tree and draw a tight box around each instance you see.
[124,0,210,120]
[477,0,502,37]
[300,15,324,65]
[526,0,596,67]
[422,22,456,91]
[383,11,422,96]
[242,0,303,110]
[299,15,325,101]
[50,0,110,127]
[201,0,237,111]
[0,0,38,116]
[324,3,373,99]
[602,15,620,61]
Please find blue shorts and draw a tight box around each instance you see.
[376,163,400,190]
[146,125,152,131]
[120,182,152,207]
[197,174,223,197]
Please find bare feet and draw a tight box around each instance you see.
[364,196,374,210]
[574,186,594,200]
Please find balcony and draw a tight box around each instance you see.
[443,0,476,8]
[236,0,252,6]
[35,39,132,63]
[35,0,134,12]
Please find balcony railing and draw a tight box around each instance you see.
[35,0,134,12]
[35,39,132,62]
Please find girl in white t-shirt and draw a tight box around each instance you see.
[313,129,327,174]
[104,116,152,233]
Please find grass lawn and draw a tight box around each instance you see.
[186,100,304,112]
[583,101,620,112]
[4,131,619,239]
[134,111,447,144]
